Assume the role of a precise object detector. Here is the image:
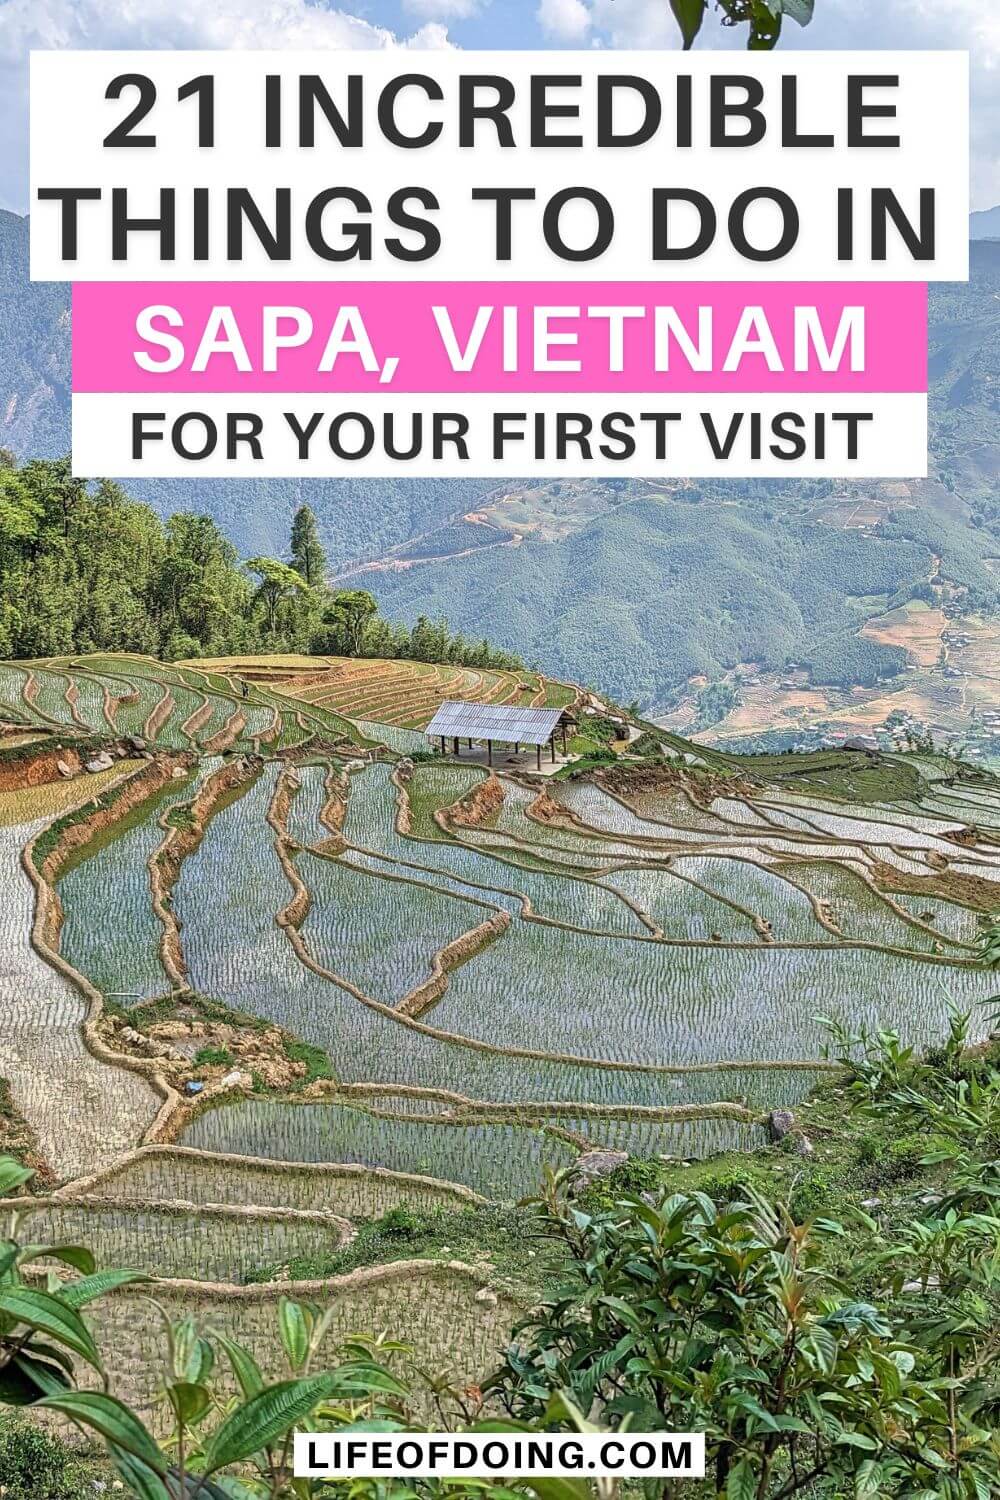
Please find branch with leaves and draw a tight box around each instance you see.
[669,0,814,50]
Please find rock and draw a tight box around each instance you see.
[148,1021,191,1040]
[902,1276,938,1293]
[860,1197,882,1210]
[172,766,187,779]
[184,1081,204,1095]
[766,1109,797,1143]
[212,1069,254,1094]
[56,759,75,778]
[794,1135,814,1157]
[126,736,147,752]
[573,1148,629,1185]
[84,752,114,773]
[475,1288,498,1307]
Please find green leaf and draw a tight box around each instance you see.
[167,1380,212,1428]
[855,1459,884,1498]
[0,1352,71,1405]
[0,1241,19,1279]
[0,1286,101,1370]
[668,0,705,50]
[0,1159,34,1197]
[184,1336,215,1386]
[204,1375,347,1471]
[218,1335,265,1401]
[780,0,814,24]
[727,1459,757,1500]
[204,1477,267,1500]
[324,1361,409,1398]
[278,1298,310,1371]
[39,1392,167,1474]
[109,1447,173,1500]
[522,1480,592,1500]
[12,1350,73,1398]
[58,1267,150,1308]
[18,1244,96,1275]
[20,1339,75,1376]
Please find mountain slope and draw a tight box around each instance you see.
[2,211,998,723]
[970,204,1000,238]
[0,211,497,565]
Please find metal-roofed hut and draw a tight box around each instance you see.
[425,701,578,769]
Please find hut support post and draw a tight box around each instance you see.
[488,739,494,766]
[536,744,542,771]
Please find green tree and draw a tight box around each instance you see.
[246,557,310,638]
[671,0,814,50]
[289,504,328,588]
[157,513,254,658]
[0,457,527,668]
[318,589,378,656]
[490,1166,998,1497]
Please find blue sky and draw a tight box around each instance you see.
[2,0,997,209]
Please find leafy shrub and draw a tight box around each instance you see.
[193,1046,233,1067]
[0,1416,91,1500]
[854,1131,926,1188]
[578,1155,663,1213]
[282,1037,334,1087]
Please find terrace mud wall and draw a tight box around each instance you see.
[0,745,85,791]
[398,908,511,1018]
[20,762,189,1156]
[34,755,194,949]
[151,754,262,987]
[60,1143,488,1213]
[203,706,247,753]
[871,859,1000,913]
[436,772,505,831]
[81,1259,521,1425]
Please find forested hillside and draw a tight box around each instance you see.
[357,243,1000,709]
[0,457,524,670]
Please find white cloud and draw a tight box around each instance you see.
[404,21,457,46]
[802,0,1000,209]
[535,0,998,209]
[0,0,454,212]
[586,0,682,50]
[404,0,483,23]
[536,0,591,45]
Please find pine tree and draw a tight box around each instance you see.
[289,505,327,587]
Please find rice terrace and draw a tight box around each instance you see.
[1,647,1000,1411]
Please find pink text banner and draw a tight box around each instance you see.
[72,282,927,396]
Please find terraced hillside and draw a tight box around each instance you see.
[1,652,999,1409]
[190,653,578,731]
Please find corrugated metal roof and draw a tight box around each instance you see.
[425,701,563,746]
